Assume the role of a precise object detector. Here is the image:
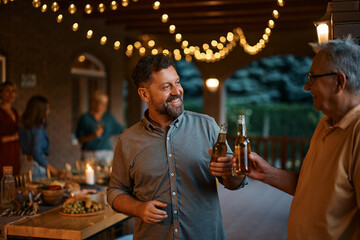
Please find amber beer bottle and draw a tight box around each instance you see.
[211,123,228,163]
[234,115,251,174]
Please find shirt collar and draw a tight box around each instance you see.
[325,104,360,130]
[142,109,184,131]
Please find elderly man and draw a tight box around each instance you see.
[246,37,360,239]
[107,53,246,240]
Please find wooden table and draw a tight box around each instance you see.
[6,205,129,239]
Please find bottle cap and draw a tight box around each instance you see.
[3,166,13,175]
[220,123,228,133]
[238,115,246,123]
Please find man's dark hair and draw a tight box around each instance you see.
[132,53,175,88]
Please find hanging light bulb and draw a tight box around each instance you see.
[277,0,284,7]
[111,1,118,10]
[211,40,217,47]
[175,33,182,43]
[151,49,159,55]
[268,19,275,28]
[169,25,176,34]
[86,30,93,39]
[85,4,93,14]
[78,55,85,62]
[32,0,41,8]
[161,14,169,23]
[41,4,47,12]
[72,23,79,31]
[51,2,59,12]
[114,41,121,50]
[134,41,141,49]
[68,4,77,14]
[272,10,279,19]
[98,3,105,13]
[148,40,155,47]
[139,47,146,56]
[100,36,107,45]
[127,44,134,51]
[263,29,269,37]
[202,43,209,51]
[56,14,63,23]
[153,1,160,10]
[122,0,129,7]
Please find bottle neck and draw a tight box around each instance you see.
[237,123,247,136]
[217,132,227,143]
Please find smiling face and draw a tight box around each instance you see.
[304,53,338,117]
[141,66,184,122]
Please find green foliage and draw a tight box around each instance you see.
[226,102,322,137]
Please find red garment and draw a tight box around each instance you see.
[0,107,20,178]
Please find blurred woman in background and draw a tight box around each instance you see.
[19,95,61,180]
[0,81,20,178]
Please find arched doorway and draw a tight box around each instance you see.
[70,53,107,144]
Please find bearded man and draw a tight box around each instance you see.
[107,53,246,240]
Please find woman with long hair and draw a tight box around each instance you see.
[19,95,60,180]
[0,81,20,178]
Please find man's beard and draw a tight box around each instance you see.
[155,94,184,119]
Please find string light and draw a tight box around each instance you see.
[161,14,169,23]
[153,1,160,10]
[25,0,286,62]
[169,25,176,34]
[111,1,118,10]
[51,2,59,12]
[32,0,41,8]
[56,14,63,23]
[100,36,107,45]
[68,4,76,14]
[98,3,105,13]
[86,30,93,39]
[85,4,93,14]
[114,41,121,50]
[41,4,47,12]
[72,23,79,31]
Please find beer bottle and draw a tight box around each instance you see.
[234,115,251,174]
[211,123,228,164]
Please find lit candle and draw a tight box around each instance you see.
[65,162,72,172]
[75,160,81,172]
[85,164,95,185]
[28,168,32,182]
[46,166,51,179]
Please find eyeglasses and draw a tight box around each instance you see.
[307,72,338,85]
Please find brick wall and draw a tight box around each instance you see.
[0,1,127,169]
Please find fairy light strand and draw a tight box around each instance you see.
[20,0,285,62]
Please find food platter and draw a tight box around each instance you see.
[59,209,104,217]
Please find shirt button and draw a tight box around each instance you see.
[175,229,178,233]
[172,192,176,196]
[169,154,172,157]
[167,137,170,140]
[174,210,177,214]
[171,173,174,177]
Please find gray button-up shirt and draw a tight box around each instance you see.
[108,110,243,240]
